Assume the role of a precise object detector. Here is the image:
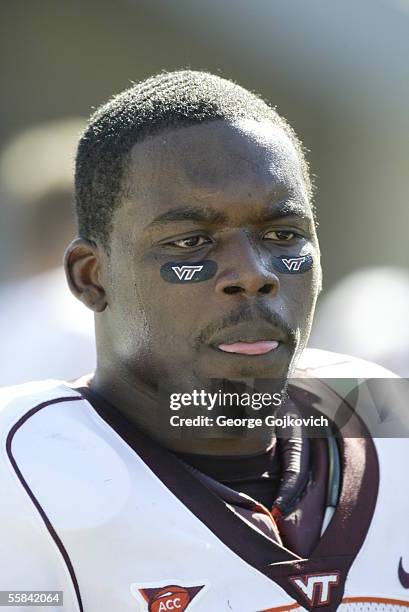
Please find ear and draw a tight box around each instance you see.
[64,238,107,312]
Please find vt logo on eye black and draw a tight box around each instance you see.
[282,257,306,272]
[272,254,314,274]
[172,265,204,281]
[160,261,217,283]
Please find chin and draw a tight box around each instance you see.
[194,348,292,383]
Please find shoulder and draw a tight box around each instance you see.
[0,379,82,430]
[0,380,93,478]
[0,381,86,583]
[0,380,87,479]
[295,348,409,439]
[0,379,131,490]
[296,347,399,378]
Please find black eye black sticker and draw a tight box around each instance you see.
[272,254,314,274]
[160,260,217,283]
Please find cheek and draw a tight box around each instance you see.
[280,266,321,326]
[128,266,201,346]
[104,262,152,357]
[147,284,203,334]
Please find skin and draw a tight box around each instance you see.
[65,118,321,455]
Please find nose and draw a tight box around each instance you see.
[215,232,280,298]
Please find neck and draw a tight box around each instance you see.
[90,367,275,456]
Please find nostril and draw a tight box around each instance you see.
[223,285,243,295]
[258,284,274,294]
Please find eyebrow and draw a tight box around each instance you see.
[255,200,310,222]
[147,207,228,227]
[146,200,309,229]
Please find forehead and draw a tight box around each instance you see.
[120,119,310,229]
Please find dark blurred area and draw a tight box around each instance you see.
[0,0,408,382]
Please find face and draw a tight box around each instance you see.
[94,119,321,392]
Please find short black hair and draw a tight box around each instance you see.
[75,70,313,248]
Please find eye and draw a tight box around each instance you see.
[169,235,211,248]
[264,230,297,241]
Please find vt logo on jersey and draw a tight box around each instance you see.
[131,581,207,612]
[289,572,340,606]
[160,261,217,283]
[272,254,314,274]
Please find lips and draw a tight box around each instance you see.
[207,322,285,357]
[218,340,279,356]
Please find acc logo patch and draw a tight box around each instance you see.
[272,254,314,274]
[131,580,208,611]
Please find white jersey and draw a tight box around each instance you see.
[0,350,408,612]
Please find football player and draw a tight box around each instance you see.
[0,71,408,611]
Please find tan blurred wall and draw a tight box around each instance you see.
[1,0,408,286]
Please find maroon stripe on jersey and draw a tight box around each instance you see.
[6,395,84,612]
[301,379,379,560]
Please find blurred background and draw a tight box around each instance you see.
[0,0,408,384]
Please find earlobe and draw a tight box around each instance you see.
[64,238,107,312]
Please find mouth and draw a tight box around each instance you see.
[217,340,280,356]
[208,323,286,357]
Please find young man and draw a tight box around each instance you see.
[0,71,407,612]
